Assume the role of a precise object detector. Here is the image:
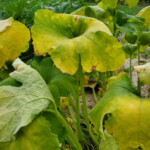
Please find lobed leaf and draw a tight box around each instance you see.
[0,58,53,142]
[31,9,125,75]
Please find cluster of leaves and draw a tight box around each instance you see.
[0,0,84,27]
[0,0,150,149]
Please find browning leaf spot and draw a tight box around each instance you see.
[74,16,78,22]
[91,66,96,71]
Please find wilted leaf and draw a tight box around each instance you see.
[0,116,60,150]
[137,6,150,29]
[134,63,150,85]
[90,73,150,150]
[31,9,125,75]
[0,58,53,142]
[0,17,30,69]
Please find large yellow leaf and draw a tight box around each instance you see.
[31,10,125,75]
[90,73,150,150]
[0,17,30,69]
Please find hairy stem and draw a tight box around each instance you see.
[92,87,98,103]
[52,101,82,150]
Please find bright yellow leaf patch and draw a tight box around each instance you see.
[0,17,30,69]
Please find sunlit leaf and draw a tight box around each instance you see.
[0,17,30,69]
[101,0,118,9]
[31,9,125,75]
[90,73,150,149]
[0,58,53,142]
[137,6,150,29]
[0,116,60,150]
[124,0,139,8]
[134,63,150,85]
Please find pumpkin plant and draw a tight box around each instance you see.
[31,9,125,145]
[71,0,145,91]
[122,44,138,80]
[90,72,150,150]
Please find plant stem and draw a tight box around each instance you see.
[92,87,98,103]
[75,75,84,141]
[130,55,132,81]
[79,63,99,147]
[99,72,106,90]
[67,105,76,124]
[68,95,76,112]
[52,101,82,150]
[137,44,141,96]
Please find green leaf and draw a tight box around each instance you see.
[30,58,78,105]
[124,0,139,8]
[122,44,138,59]
[99,131,120,150]
[0,58,53,142]
[0,116,60,150]
[43,112,67,143]
[116,10,144,34]
[89,73,150,149]
[101,0,118,9]
[71,5,112,23]
[0,17,30,69]
[125,33,137,44]
[134,63,150,85]
[137,6,150,29]
[31,9,125,75]
[138,31,150,46]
